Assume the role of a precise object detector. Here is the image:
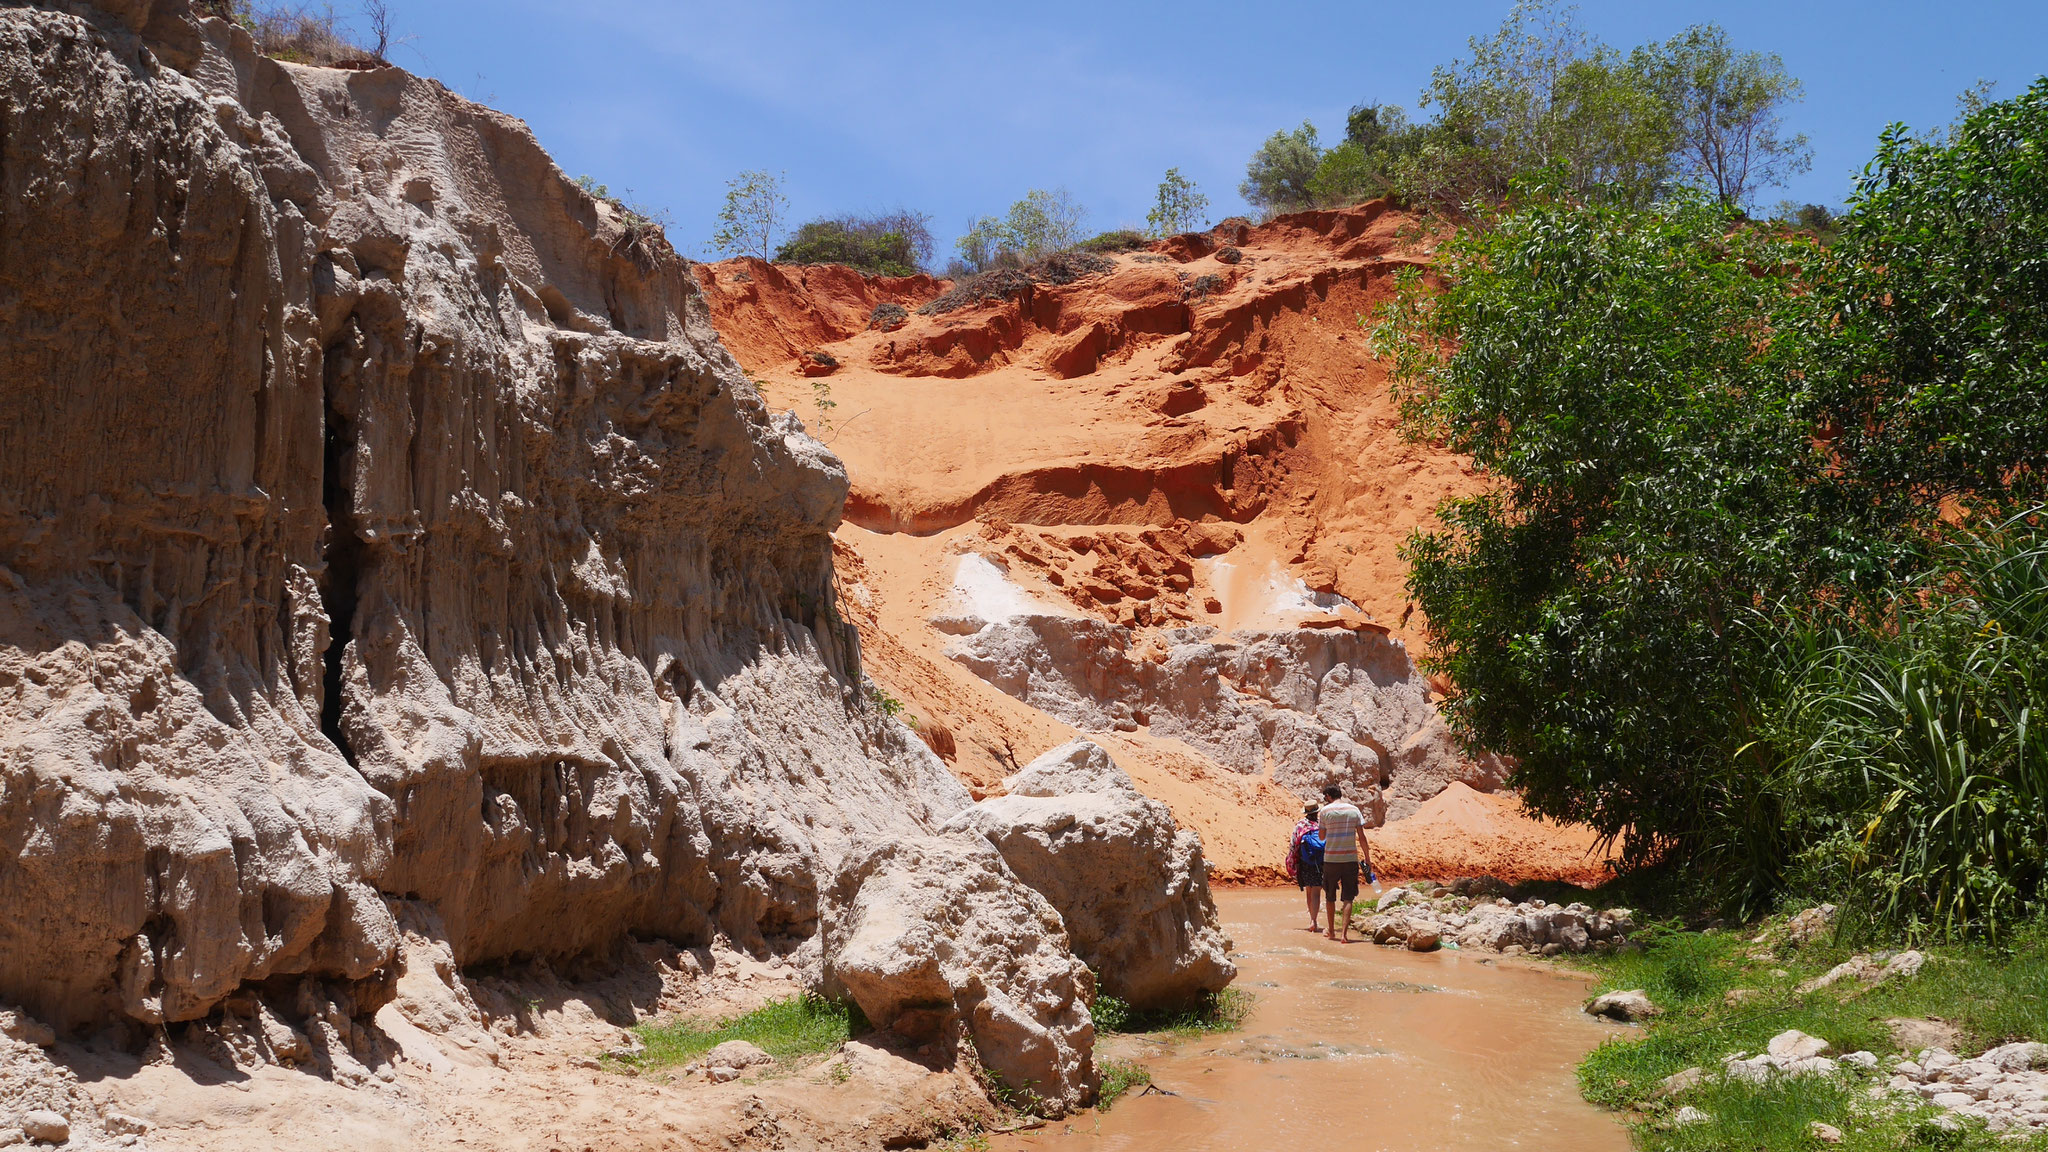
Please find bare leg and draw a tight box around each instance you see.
[1338,899,1353,943]
[1305,887,1320,928]
[1325,890,1338,939]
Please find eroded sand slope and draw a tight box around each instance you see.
[700,209,1612,885]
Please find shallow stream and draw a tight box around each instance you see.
[994,887,1633,1151]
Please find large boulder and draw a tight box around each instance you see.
[822,833,1095,1115]
[945,741,1235,1010]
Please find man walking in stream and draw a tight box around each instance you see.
[1318,784,1372,942]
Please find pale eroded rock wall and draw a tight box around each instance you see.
[0,9,1092,1115]
[946,617,1504,823]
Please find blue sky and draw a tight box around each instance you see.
[383,1,2047,262]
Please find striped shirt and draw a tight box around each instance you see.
[1317,801,1365,864]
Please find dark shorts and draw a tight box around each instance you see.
[1321,860,1360,902]
[1296,863,1323,890]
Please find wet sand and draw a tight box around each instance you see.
[996,888,1632,1151]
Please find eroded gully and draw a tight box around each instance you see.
[995,887,1633,1152]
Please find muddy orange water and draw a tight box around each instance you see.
[997,888,1633,1152]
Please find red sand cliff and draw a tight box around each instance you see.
[698,205,1612,887]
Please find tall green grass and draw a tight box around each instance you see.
[1759,512,2048,939]
[1577,916,2048,1150]
[1096,1059,1152,1108]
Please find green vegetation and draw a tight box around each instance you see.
[953,188,1089,274]
[1096,1059,1151,1109]
[1090,987,1254,1038]
[216,0,391,66]
[869,301,909,331]
[1245,1,1812,217]
[917,251,1114,316]
[1573,918,2048,1150]
[1239,122,1325,218]
[573,175,675,241]
[623,995,861,1071]
[1634,22,1809,209]
[1371,79,2048,935]
[867,681,905,717]
[774,211,935,276]
[1146,168,1209,237]
[1764,522,2048,938]
[710,169,788,260]
[1077,229,1147,254]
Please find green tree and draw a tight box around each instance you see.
[1412,1,1674,209]
[952,190,1090,272]
[1239,122,1324,218]
[953,216,1008,273]
[1370,81,2048,917]
[1146,168,1210,237]
[1002,187,1087,257]
[1817,77,2048,517]
[1370,190,1858,875]
[1310,105,1421,207]
[710,169,787,260]
[775,211,934,276]
[1635,23,1811,209]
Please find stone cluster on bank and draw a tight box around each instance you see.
[1887,1042,2048,1132]
[1648,1027,2048,1135]
[1355,882,1636,955]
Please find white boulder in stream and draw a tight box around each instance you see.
[945,741,1236,1010]
[821,833,1096,1114]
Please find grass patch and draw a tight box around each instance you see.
[1573,914,2048,1150]
[1091,986,1254,1038]
[1097,1058,1151,1108]
[1653,1073,2020,1152]
[624,994,862,1071]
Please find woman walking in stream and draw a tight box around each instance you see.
[1285,803,1325,931]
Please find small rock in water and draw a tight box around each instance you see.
[1404,930,1441,953]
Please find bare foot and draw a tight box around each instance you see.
[1325,931,1337,941]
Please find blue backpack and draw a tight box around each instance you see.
[1298,828,1325,871]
